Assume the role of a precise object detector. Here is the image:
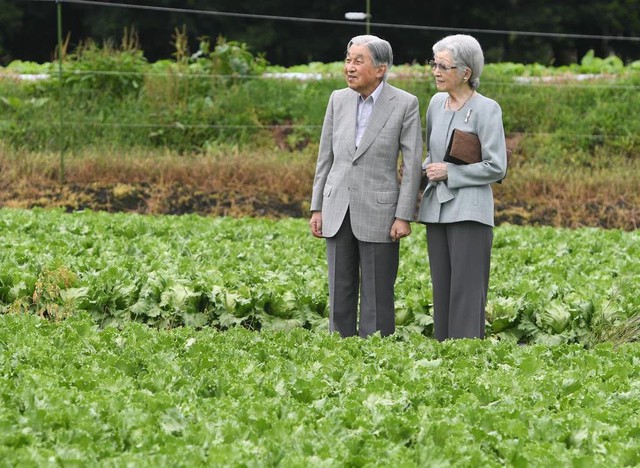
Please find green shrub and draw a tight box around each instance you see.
[58,38,147,98]
[1,46,640,159]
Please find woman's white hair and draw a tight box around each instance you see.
[433,34,484,89]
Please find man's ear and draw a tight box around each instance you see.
[376,64,387,78]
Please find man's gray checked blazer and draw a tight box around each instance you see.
[310,83,423,242]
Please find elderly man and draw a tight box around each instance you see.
[309,35,423,338]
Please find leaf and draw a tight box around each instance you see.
[487,296,522,332]
[159,408,186,435]
[536,302,571,334]
[59,287,90,304]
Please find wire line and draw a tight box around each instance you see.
[32,0,640,43]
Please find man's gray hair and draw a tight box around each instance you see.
[347,35,393,80]
[433,34,484,90]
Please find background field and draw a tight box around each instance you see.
[1,42,640,229]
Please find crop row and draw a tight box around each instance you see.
[0,208,638,345]
[2,313,640,465]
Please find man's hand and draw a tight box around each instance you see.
[309,211,323,238]
[390,219,411,242]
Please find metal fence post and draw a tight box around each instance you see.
[56,0,65,183]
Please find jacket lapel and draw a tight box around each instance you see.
[353,85,396,160]
[346,92,358,158]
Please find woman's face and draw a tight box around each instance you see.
[431,50,464,93]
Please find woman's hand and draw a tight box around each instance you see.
[425,162,448,182]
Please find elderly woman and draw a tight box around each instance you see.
[418,34,507,341]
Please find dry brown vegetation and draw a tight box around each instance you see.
[0,145,315,218]
[494,166,638,230]
[1,144,638,230]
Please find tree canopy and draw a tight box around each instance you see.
[3,0,640,66]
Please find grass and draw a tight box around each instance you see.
[0,143,316,215]
[1,141,638,229]
[493,158,640,230]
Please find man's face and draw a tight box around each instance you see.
[344,44,385,98]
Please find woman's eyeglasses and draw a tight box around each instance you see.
[428,60,458,72]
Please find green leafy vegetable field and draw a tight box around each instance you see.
[1,314,639,466]
[0,208,638,344]
[1,208,639,465]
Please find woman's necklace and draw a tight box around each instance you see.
[446,91,475,111]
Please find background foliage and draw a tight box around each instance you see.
[4,0,640,67]
[1,34,639,229]
[2,35,640,165]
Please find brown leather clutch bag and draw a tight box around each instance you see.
[444,129,482,165]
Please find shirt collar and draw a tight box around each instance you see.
[359,81,384,103]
